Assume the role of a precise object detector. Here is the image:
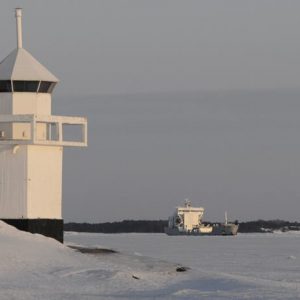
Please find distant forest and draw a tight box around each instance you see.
[64,219,300,233]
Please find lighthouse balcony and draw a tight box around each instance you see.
[0,114,87,147]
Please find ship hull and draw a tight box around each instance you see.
[165,224,238,236]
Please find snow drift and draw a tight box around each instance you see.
[0,221,188,299]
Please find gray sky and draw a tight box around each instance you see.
[1,1,300,221]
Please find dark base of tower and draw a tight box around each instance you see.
[1,219,64,243]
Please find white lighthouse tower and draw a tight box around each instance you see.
[0,9,87,242]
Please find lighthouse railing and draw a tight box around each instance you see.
[0,114,87,147]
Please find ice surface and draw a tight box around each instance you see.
[1,220,300,299]
[65,231,300,299]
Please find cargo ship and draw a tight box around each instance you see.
[165,200,238,236]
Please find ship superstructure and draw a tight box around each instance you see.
[165,200,238,236]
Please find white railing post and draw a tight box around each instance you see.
[82,121,88,145]
[31,115,36,143]
[58,121,63,143]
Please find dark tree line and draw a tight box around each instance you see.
[238,220,300,233]
[64,219,300,233]
[64,220,168,233]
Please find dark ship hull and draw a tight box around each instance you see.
[165,223,239,236]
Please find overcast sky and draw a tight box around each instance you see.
[1,1,300,222]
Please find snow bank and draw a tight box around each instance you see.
[0,221,187,299]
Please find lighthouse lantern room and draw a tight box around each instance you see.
[0,9,87,242]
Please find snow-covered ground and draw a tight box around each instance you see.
[65,231,300,299]
[1,221,300,299]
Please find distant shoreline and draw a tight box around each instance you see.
[64,220,300,234]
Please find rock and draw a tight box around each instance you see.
[176,266,188,272]
[68,245,118,254]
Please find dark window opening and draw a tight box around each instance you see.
[0,80,56,93]
[0,81,12,92]
[38,81,56,93]
[13,81,39,92]
[47,82,56,93]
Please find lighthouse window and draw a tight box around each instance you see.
[13,81,39,92]
[0,80,12,92]
[38,81,56,93]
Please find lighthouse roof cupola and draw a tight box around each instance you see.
[0,8,58,93]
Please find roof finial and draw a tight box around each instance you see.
[15,8,23,49]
